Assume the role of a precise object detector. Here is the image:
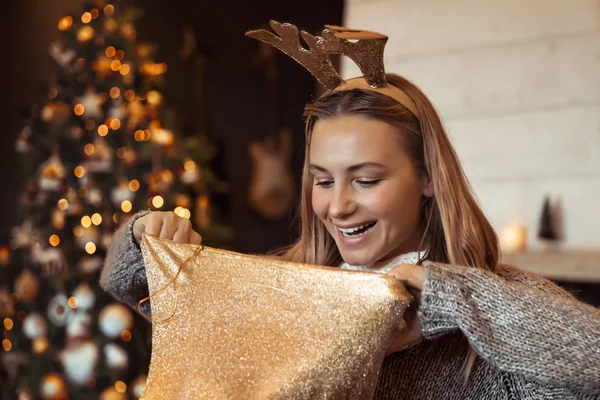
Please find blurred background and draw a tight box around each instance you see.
[0,0,598,399]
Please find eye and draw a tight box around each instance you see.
[314,180,333,188]
[356,179,381,188]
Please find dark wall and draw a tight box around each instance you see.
[129,0,344,253]
[2,0,344,254]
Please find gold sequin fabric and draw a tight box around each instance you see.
[139,234,412,399]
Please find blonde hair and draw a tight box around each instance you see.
[279,73,500,376]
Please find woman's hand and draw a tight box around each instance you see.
[132,211,203,246]
[385,264,427,355]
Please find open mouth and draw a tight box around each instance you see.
[338,221,377,237]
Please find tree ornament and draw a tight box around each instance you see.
[100,387,127,400]
[78,256,103,274]
[110,179,134,206]
[98,303,133,339]
[52,209,65,230]
[47,294,71,326]
[0,289,14,316]
[22,312,47,339]
[72,283,96,311]
[48,41,76,71]
[11,221,38,249]
[39,152,66,192]
[39,373,67,400]
[15,126,32,153]
[84,137,114,173]
[59,339,99,386]
[66,311,91,338]
[104,343,129,369]
[130,375,147,399]
[75,88,106,120]
[32,337,50,355]
[14,269,40,301]
[75,226,100,249]
[41,101,70,126]
[31,243,65,276]
[87,187,104,207]
[148,170,174,194]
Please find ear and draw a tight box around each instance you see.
[422,174,434,197]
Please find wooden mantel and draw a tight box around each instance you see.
[501,250,600,283]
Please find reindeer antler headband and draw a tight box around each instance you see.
[246,21,420,118]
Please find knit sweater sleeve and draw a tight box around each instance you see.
[418,261,600,395]
[99,210,152,315]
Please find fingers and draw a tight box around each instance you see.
[387,264,426,291]
[172,219,192,243]
[189,231,203,245]
[134,211,203,245]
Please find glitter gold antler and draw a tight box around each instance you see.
[320,25,388,88]
[246,21,343,90]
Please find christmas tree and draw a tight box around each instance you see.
[1,1,228,398]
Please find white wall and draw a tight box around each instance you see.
[342,0,600,249]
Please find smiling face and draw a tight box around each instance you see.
[309,115,432,267]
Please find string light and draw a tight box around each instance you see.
[2,339,12,351]
[121,201,132,213]
[115,381,127,393]
[73,226,84,238]
[33,337,49,354]
[49,235,60,247]
[58,16,73,31]
[104,4,115,15]
[98,125,109,137]
[57,198,68,210]
[146,90,161,105]
[91,213,102,226]
[77,26,94,42]
[124,90,135,101]
[119,64,130,76]
[74,104,85,116]
[81,216,92,228]
[90,8,99,19]
[68,297,78,309]
[74,166,85,178]
[183,160,196,171]
[4,318,13,330]
[81,12,92,23]
[48,88,58,99]
[85,120,95,130]
[115,50,125,60]
[84,144,95,155]
[152,196,164,208]
[110,60,121,71]
[109,87,120,98]
[174,207,191,219]
[105,46,116,58]
[109,119,121,130]
[128,180,140,191]
[134,130,144,141]
[120,329,132,342]
[112,213,119,224]
[85,242,96,254]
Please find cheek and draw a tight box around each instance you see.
[364,185,422,226]
[311,190,329,221]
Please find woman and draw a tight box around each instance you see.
[100,34,600,400]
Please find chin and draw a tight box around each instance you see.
[339,251,378,267]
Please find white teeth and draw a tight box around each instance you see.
[338,222,374,234]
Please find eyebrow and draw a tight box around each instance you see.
[309,162,388,173]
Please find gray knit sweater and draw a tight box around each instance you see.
[100,212,600,399]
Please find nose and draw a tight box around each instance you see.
[328,185,357,219]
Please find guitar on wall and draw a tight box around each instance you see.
[247,41,296,220]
